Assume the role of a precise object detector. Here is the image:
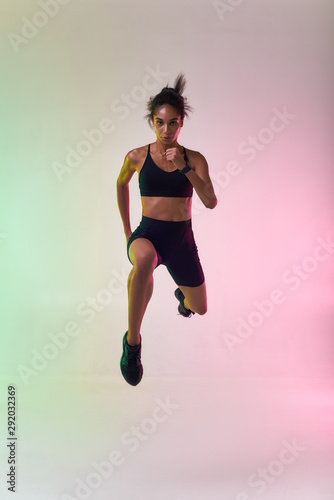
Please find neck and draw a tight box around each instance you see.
[155,139,180,154]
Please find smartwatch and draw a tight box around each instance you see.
[179,161,193,174]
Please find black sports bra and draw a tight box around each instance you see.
[139,144,193,198]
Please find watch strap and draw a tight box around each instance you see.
[179,161,193,174]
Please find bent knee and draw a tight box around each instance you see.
[195,304,207,316]
[129,239,158,274]
[133,251,157,274]
[190,300,207,316]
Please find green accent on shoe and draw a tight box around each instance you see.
[120,332,143,386]
[174,288,195,318]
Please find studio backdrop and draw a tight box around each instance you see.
[1,1,333,499]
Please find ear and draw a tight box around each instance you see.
[180,119,184,128]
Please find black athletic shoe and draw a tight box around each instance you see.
[174,288,195,318]
[120,332,143,386]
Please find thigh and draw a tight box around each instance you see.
[166,223,205,287]
[128,237,159,270]
[127,217,163,266]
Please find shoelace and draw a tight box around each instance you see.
[126,345,141,364]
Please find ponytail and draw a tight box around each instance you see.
[173,73,186,95]
[145,73,193,126]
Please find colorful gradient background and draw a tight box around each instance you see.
[1,1,334,499]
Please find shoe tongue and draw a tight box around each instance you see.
[128,342,140,351]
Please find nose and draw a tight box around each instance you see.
[163,124,169,133]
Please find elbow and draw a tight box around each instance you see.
[205,196,218,209]
[117,178,126,190]
[202,185,218,209]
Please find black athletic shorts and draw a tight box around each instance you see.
[127,216,205,287]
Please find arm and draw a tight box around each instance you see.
[184,154,218,209]
[165,148,218,209]
[116,153,137,242]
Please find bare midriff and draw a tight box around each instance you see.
[141,196,192,221]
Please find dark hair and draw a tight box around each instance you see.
[146,73,193,126]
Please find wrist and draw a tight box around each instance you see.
[178,160,193,175]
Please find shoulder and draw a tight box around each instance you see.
[117,145,149,185]
[184,148,208,169]
[125,145,149,167]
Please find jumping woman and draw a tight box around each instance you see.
[117,74,218,386]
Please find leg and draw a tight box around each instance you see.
[178,282,207,316]
[127,238,158,346]
[165,220,206,316]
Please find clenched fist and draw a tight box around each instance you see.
[164,148,186,170]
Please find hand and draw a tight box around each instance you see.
[125,231,132,244]
[164,148,186,170]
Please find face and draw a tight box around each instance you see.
[152,104,183,147]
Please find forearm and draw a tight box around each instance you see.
[185,169,217,209]
[117,181,132,239]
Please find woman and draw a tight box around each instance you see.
[117,74,217,386]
